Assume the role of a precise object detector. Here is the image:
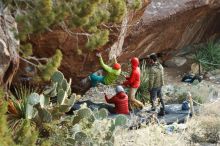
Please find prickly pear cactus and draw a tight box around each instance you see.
[62,79,68,91]
[51,71,64,83]
[103,142,114,146]
[57,89,67,105]
[72,108,93,125]
[115,115,127,126]
[95,108,108,120]
[77,108,92,119]
[38,108,52,123]
[28,93,40,105]
[63,104,128,145]
[75,132,87,142]
[46,71,73,106]
[26,104,35,119]
[44,83,58,97]
[59,105,71,113]
[66,138,76,145]
[26,93,44,119]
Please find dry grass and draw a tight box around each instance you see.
[185,100,220,144]
[115,124,186,146]
[115,100,220,146]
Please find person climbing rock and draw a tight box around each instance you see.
[123,57,144,110]
[104,85,129,115]
[148,53,165,116]
[89,53,121,87]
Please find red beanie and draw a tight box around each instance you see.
[113,63,121,70]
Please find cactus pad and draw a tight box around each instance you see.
[77,108,92,119]
[59,105,71,112]
[97,108,108,120]
[115,115,127,126]
[39,94,45,107]
[75,132,87,142]
[37,107,52,123]
[57,89,67,105]
[62,79,68,91]
[72,115,82,125]
[28,93,40,105]
[26,104,34,119]
[51,71,64,83]
[66,138,76,145]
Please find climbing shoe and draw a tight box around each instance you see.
[158,108,165,116]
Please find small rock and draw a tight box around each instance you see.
[209,76,216,80]
[191,63,202,74]
[164,57,187,67]
[185,54,195,59]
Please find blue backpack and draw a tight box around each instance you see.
[182,101,190,110]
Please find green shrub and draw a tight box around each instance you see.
[7,84,39,134]
[136,60,150,104]
[0,87,39,146]
[195,41,220,71]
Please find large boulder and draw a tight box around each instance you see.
[26,0,220,93]
[0,6,19,87]
[164,57,187,67]
[121,0,220,61]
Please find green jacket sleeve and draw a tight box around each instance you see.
[99,56,113,73]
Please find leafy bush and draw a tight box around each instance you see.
[195,41,220,71]
[136,60,150,104]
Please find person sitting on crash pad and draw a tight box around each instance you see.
[104,85,129,115]
[89,53,121,87]
[123,57,144,110]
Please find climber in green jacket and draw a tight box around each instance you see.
[148,53,165,116]
[89,53,121,87]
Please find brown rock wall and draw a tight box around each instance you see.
[26,0,220,92]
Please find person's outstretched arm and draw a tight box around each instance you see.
[97,53,113,72]
[104,93,115,103]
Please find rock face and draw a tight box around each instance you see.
[121,0,220,61]
[0,6,19,87]
[28,0,220,93]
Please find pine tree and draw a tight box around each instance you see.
[38,49,63,81]
[4,0,142,51]
[3,0,143,81]
[0,88,16,146]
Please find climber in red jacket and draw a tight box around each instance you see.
[104,85,129,115]
[123,57,144,110]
